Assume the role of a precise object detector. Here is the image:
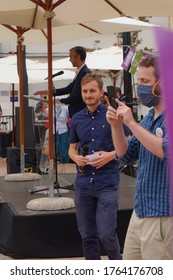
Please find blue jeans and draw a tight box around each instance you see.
[75,184,121,260]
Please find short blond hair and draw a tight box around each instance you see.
[81,73,103,90]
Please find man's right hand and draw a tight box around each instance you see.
[106,105,120,128]
[115,99,135,128]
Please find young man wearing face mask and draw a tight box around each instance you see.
[106,56,173,260]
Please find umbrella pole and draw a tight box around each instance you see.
[47,16,54,198]
[18,39,25,173]
[11,83,15,147]
[25,1,75,211]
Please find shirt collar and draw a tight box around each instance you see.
[76,63,85,75]
[148,107,165,119]
[84,103,105,115]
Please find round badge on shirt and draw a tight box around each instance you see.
[156,127,163,138]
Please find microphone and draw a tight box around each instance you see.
[78,145,89,174]
[44,71,64,80]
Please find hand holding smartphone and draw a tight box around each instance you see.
[106,86,118,109]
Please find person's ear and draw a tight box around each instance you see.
[152,80,161,96]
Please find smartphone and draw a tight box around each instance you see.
[106,86,118,109]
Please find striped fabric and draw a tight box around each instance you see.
[119,108,172,218]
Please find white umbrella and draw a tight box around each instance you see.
[103,0,173,17]
[0,54,75,107]
[0,54,39,65]
[0,54,75,84]
[0,0,173,28]
[0,54,75,113]
[0,0,119,29]
[0,16,157,45]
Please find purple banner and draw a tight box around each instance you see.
[154,27,173,210]
[121,47,135,71]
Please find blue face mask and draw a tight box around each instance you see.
[137,85,159,108]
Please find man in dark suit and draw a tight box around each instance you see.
[55,46,91,118]
[33,46,90,118]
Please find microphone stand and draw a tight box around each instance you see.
[52,82,75,193]
[52,82,61,195]
[30,80,74,195]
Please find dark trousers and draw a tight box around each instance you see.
[74,184,121,260]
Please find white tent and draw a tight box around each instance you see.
[0,54,75,84]
[0,65,74,84]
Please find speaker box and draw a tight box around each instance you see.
[6,146,41,174]
[0,131,12,158]
[15,106,35,148]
